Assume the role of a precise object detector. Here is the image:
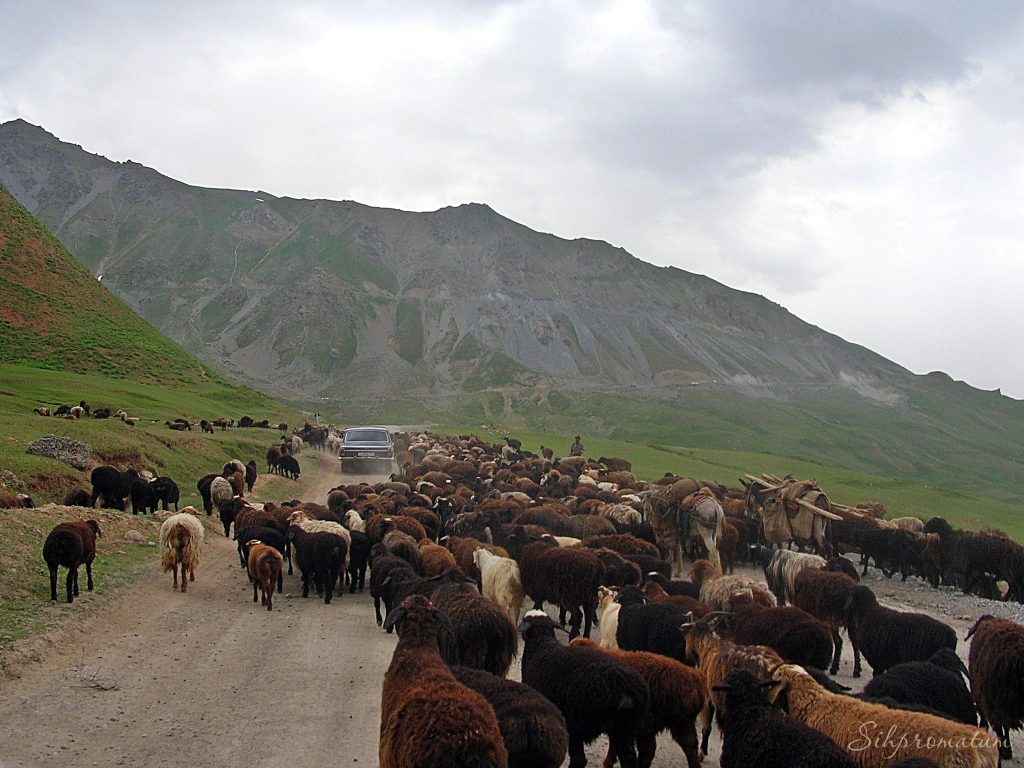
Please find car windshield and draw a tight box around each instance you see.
[345,429,390,443]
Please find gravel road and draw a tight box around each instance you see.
[1,456,1019,766]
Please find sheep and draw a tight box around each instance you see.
[682,613,787,754]
[130,478,157,515]
[792,566,859,675]
[862,647,976,726]
[346,530,371,593]
[196,473,218,515]
[278,455,300,480]
[692,559,777,611]
[380,595,508,768]
[90,465,141,510]
[451,664,568,768]
[150,476,180,511]
[614,585,692,664]
[200,419,214,434]
[505,527,604,639]
[159,511,204,593]
[234,525,288,583]
[967,614,1024,760]
[571,637,707,768]
[582,533,661,560]
[596,586,622,649]
[291,527,346,603]
[473,547,525,625]
[42,520,101,603]
[519,610,650,768]
[266,445,282,473]
[382,529,423,574]
[713,669,856,768]
[844,584,956,678]
[245,460,257,492]
[598,456,632,472]
[33,406,52,416]
[70,405,84,418]
[769,664,999,768]
[763,548,826,605]
[643,570,701,599]
[210,476,233,509]
[246,541,284,611]
[165,420,190,431]
[62,487,92,507]
[93,407,111,419]
[418,537,458,577]
[427,571,519,677]
[723,590,834,670]
[447,536,510,588]
[590,547,641,589]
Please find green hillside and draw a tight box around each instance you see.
[0,185,215,385]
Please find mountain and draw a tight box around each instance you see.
[0,183,215,385]
[1,119,1022,502]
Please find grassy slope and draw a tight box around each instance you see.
[434,424,1024,540]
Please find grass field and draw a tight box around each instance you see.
[433,424,1024,540]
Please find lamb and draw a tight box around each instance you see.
[379,595,508,768]
[769,664,999,768]
[723,590,834,671]
[246,541,284,611]
[42,520,101,603]
[763,548,826,605]
[967,614,1024,760]
[713,668,856,768]
[571,638,707,768]
[473,547,525,625]
[519,610,650,768]
[844,584,956,677]
[451,665,568,768]
[90,465,141,510]
[505,527,604,639]
[159,511,204,593]
[862,647,976,726]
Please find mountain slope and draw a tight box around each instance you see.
[0,183,217,385]
[1,119,1022,504]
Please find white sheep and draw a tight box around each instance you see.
[210,476,233,508]
[159,510,204,593]
[473,547,525,626]
[343,509,366,532]
[596,586,621,649]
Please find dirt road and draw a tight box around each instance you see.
[1,455,1020,766]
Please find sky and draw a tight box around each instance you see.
[2,1,1023,398]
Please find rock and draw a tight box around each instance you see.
[26,435,90,470]
[124,531,146,543]
[1,469,25,491]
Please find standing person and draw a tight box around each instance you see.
[569,435,584,456]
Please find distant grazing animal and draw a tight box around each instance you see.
[33,407,51,416]
[62,488,93,507]
[42,520,101,603]
[278,455,300,480]
[166,420,190,431]
[159,511,204,592]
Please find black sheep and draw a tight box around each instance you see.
[90,465,141,510]
[724,591,834,670]
[451,664,569,768]
[234,526,287,591]
[42,520,101,603]
[614,585,691,664]
[130,479,157,515]
[862,647,976,725]
[642,571,700,599]
[370,547,417,626]
[291,528,346,603]
[346,530,370,594]
[244,460,257,492]
[851,527,917,580]
[196,473,218,515]
[520,610,649,768]
[150,476,180,511]
[278,455,300,480]
[715,669,855,768]
[844,584,956,677]
[62,487,92,507]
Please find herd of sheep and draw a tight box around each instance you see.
[29,426,1024,767]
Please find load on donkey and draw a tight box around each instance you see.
[742,473,841,557]
[643,477,724,576]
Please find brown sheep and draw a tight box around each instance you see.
[967,615,1024,760]
[419,538,459,577]
[247,541,284,611]
[42,520,101,603]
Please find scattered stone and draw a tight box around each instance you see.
[26,435,90,470]
[124,531,146,544]
[1,469,25,491]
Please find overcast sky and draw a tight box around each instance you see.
[2,1,1022,398]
